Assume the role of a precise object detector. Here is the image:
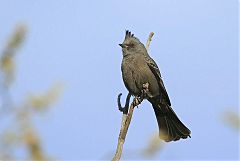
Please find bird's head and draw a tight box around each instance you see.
[119,30,147,56]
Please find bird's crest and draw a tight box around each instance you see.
[125,30,134,40]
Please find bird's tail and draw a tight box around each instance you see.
[150,100,191,142]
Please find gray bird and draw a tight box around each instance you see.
[119,30,191,142]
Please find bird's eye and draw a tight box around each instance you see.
[126,43,134,49]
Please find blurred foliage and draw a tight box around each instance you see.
[222,110,240,130]
[0,24,26,86]
[0,25,62,160]
[27,83,63,112]
[142,132,164,158]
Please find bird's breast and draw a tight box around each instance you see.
[121,55,159,97]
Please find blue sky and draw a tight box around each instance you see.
[0,0,238,160]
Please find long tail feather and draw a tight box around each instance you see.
[151,101,191,142]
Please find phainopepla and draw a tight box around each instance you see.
[119,30,191,142]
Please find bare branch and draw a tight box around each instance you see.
[112,97,139,161]
[146,32,154,51]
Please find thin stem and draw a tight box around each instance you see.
[146,32,154,51]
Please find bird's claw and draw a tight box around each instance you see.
[142,82,149,91]
[133,82,149,107]
[133,96,143,107]
[141,82,150,98]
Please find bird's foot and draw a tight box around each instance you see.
[133,96,143,107]
[141,82,150,98]
[133,82,149,107]
[142,82,149,91]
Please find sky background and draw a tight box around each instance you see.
[0,0,239,160]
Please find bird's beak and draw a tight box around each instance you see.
[119,44,123,48]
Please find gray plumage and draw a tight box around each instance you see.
[119,30,191,142]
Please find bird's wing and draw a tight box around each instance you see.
[145,56,171,106]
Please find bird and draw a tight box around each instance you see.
[119,30,191,142]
